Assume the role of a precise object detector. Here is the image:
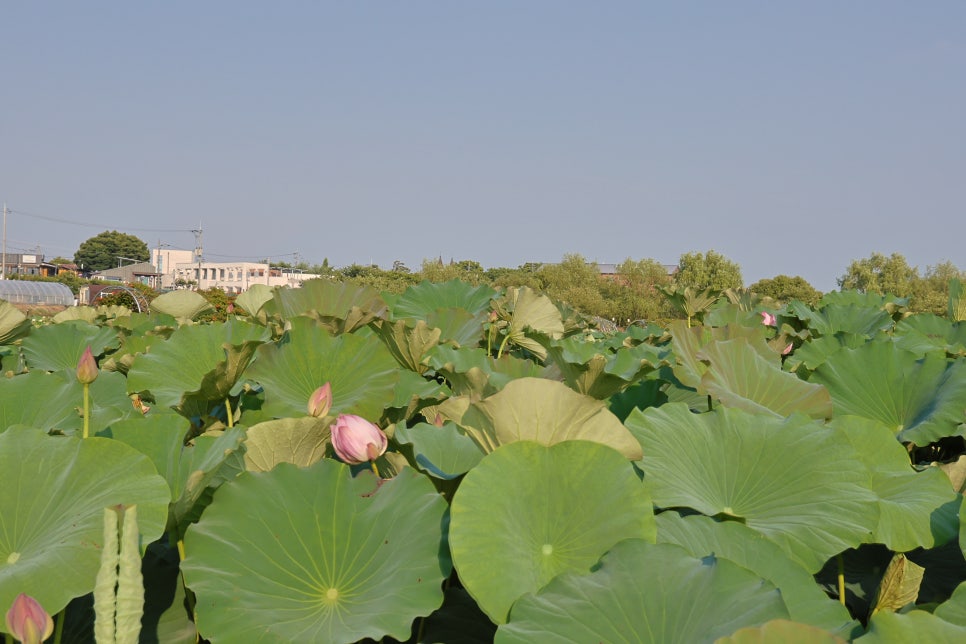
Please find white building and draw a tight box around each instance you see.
[173,261,313,294]
[151,248,195,289]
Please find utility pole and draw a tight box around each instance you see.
[191,225,203,290]
[1,203,7,280]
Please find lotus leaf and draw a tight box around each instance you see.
[546,336,670,399]
[0,299,31,344]
[895,314,966,357]
[495,286,564,360]
[423,307,488,347]
[0,370,143,435]
[20,320,119,372]
[627,404,879,572]
[426,345,547,399]
[449,440,655,623]
[150,290,214,321]
[107,417,245,531]
[265,278,386,333]
[859,609,966,642]
[830,416,959,550]
[668,320,772,390]
[0,428,169,622]
[181,461,450,643]
[456,377,643,458]
[811,342,966,445]
[495,540,789,643]
[391,279,496,319]
[243,416,331,472]
[373,318,441,373]
[698,337,833,419]
[656,513,852,632]
[717,620,846,644]
[248,317,399,420]
[394,421,484,479]
[867,553,925,617]
[786,301,895,338]
[127,319,269,414]
[233,283,273,318]
[935,581,966,626]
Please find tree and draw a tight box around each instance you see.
[749,275,822,305]
[837,252,919,296]
[908,261,965,315]
[674,250,743,291]
[74,231,150,272]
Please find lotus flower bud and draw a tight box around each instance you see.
[76,345,99,384]
[760,311,777,327]
[308,382,332,418]
[5,593,54,644]
[782,342,794,355]
[331,414,387,465]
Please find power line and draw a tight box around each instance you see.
[8,208,195,234]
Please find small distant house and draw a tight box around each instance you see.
[91,262,160,286]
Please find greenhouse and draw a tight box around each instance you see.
[0,280,75,306]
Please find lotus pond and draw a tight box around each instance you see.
[1,279,966,642]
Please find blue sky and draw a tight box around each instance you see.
[1,2,963,291]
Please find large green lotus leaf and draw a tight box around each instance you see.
[787,301,895,338]
[627,404,879,572]
[233,283,273,317]
[248,317,399,420]
[830,416,960,550]
[783,333,869,374]
[818,290,908,312]
[426,344,546,400]
[394,420,484,479]
[699,337,833,419]
[383,368,450,424]
[718,620,847,644]
[181,461,450,643]
[810,342,966,445]
[423,307,488,347]
[266,278,386,333]
[546,337,670,399]
[373,318,441,373]
[107,416,246,532]
[0,299,31,344]
[656,513,853,633]
[457,377,643,459]
[20,320,119,372]
[858,610,966,642]
[935,581,966,626]
[127,319,269,410]
[0,370,142,434]
[150,290,214,321]
[0,429,170,622]
[495,540,789,643]
[392,279,497,319]
[450,440,655,624]
[895,314,966,357]
[243,416,331,472]
[500,286,564,360]
[668,320,773,390]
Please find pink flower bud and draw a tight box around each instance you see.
[782,342,794,355]
[760,311,777,327]
[308,382,333,418]
[5,593,54,644]
[331,414,387,465]
[76,345,99,384]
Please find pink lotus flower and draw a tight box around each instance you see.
[760,311,777,327]
[76,345,99,384]
[782,342,794,355]
[307,382,332,418]
[5,594,54,644]
[331,414,387,465]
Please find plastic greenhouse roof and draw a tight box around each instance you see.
[0,280,75,306]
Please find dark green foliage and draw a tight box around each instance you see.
[750,275,822,306]
[74,231,150,272]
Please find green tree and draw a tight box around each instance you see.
[908,261,965,315]
[749,275,822,305]
[74,231,150,272]
[837,252,919,296]
[674,250,743,291]
[418,258,485,284]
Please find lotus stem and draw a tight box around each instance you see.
[837,554,846,607]
[370,460,381,479]
[225,397,234,428]
[82,382,90,439]
[53,610,65,644]
[496,333,512,360]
